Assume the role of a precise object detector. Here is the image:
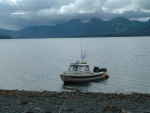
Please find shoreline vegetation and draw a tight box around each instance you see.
[0,35,11,39]
[0,89,150,113]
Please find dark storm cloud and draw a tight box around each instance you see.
[0,0,150,30]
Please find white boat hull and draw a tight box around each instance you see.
[60,72,108,82]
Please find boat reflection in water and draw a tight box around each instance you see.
[62,79,108,91]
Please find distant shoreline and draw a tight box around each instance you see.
[0,89,150,113]
[1,17,150,38]
[1,35,150,39]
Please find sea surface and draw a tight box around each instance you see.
[0,37,150,94]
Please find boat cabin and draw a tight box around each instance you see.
[68,62,89,72]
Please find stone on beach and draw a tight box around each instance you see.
[0,89,150,113]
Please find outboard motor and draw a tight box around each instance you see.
[100,68,107,72]
[93,67,100,72]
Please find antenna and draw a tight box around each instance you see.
[80,38,82,55]
[81,50,88,62]
[80,38,88,62]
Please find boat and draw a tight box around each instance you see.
[60,51,109,83]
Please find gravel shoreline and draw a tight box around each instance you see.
[0,89,150,113]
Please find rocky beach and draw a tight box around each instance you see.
[0,89,150,113]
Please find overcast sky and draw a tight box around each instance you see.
[0,0,150,30]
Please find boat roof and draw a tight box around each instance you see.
[70,61,89,66]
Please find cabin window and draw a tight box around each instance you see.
[78,65,89,71]
[68,65,89,71]
[68,65,77,71]
[73,66,77,71]
[68,66,73,71]
[85,66,89,71]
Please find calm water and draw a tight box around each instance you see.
[0,37,150,94]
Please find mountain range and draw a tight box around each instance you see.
[0,17,150,38]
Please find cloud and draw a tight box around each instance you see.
[134,0,150,10]
[100,0,150,21]
[1,0,21,6]
[38,0,103,16]
[36,0,107,26]
[103,0,135,13]
[0,0,150,30]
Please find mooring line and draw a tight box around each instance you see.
[59,92,68,113]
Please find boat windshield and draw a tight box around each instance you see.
[68,65,89,71]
